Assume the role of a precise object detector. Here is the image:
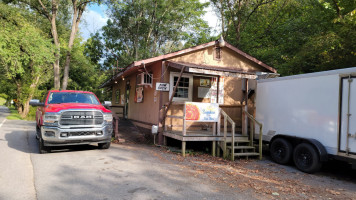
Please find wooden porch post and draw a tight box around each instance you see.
[242,78,249,135]
[182,141,186,157]
[159,65,186,145]
[212,122,216,157]
[158,61,166,145]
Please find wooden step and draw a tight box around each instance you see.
[227,146,255,150]
[225,137,250,143]
[234,152,260,157]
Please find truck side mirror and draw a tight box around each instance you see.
[103,101,112,107]
[29,99,45,107]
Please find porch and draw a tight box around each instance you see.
[161,102,263,160]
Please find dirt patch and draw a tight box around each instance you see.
[114,119,356,199]
[115,119,152,144]
[118,143,356,200]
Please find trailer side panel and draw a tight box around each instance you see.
[256,74,340,155]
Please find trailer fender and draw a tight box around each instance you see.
[303,139,328,162]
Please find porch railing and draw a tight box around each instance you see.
[242,110,263,160]
[220,109,235,160]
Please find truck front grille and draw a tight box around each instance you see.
[69,131,97,136]
[60,111,103,125]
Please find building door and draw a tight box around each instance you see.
[340,76,356,154]
[124,80,130,119]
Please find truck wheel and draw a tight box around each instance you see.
[270,138,293,164]
[98,142,111,149]
[39,138,50,154]
[36,125,40,140]
[293,143,322,173]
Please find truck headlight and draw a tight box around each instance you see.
[103,113,113,123]
[43,113,60,126]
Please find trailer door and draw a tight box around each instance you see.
[340,76,356,154]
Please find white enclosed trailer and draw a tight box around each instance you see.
[255,67,356,173]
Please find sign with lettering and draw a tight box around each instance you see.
[156,82,170,91]
[185,102,220,122]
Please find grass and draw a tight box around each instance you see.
[7,107,23,120]
[0,97,5,106]
[6,106,36,121]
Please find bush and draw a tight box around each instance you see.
[25,106,37,121]
[0,97,5,106]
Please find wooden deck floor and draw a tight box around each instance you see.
[163,130,246,142]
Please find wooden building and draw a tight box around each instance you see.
[100,38,277,159]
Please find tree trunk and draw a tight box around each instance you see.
[21,100,30,118]
[21,76,40,118]
[51,0,61,90]
[62,2,86,90]
[220,0,224,37]
[62,53,71,90]
[236,0,242,44]
[53,58,60,90]
[15,82,23,116]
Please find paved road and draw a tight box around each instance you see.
[0,106,246,200]
[0,106,36,200]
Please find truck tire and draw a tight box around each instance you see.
[39,138,50,154]
[36,125,40,140]
[293,143,322,173]
[98,142,111,149]
[270,138,293,164]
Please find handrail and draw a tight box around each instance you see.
[221,109,236,160]
[242,110,263,160]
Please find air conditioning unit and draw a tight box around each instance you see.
[137,72,153,87]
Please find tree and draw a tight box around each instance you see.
[6,0,100,90]
[99,0,210,69]
[0,3,55,117]
[211,0,356,75]
[211,0,278,45]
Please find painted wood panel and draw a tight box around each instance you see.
[169,46,265,72]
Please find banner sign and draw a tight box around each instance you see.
[185,102,220,122]
[156,82,170,91]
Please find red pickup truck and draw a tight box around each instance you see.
[30,90,113,153]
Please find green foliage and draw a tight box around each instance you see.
[0,3,55,117]
[66,36,111,101]
[0,4,55,78]
[0,96,5,105]
[98,0,210,69]
[213,0,356,76]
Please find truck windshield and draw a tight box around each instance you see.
[47,92,100,105]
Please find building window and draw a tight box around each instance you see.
[214,47,222,60]
[169,72,193,101]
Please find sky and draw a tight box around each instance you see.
[79,0,220,41]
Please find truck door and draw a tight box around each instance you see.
[340,76,356,154]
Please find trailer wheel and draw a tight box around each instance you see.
[293,143,322,173]
[270,138,293,164]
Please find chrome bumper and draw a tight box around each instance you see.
[41,124,112,146]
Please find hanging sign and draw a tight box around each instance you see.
[185,102,219,122]
[156,82,170,91]
[135,87,144,103]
